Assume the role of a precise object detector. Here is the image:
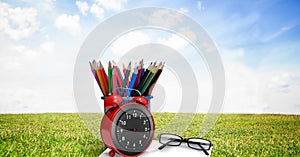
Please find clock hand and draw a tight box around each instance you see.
[128,128,137,131]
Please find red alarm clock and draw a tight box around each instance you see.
[100,94,155,157]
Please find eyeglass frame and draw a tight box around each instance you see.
[158,133,213,155]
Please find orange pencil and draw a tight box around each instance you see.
[96,61,106,95]
[91,60,103,94]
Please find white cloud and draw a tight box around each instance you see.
[219,48,300,114]
[148,9,186,28]
[254,70,300,114]
[40,41,55,54]
[223,58,258,113]
[96,0,127,11]
[157,34,188,50]
[222,48,245,59]
[0,38,76,114]
[262,24,297,43]
[0,86,75,114]
[110,31,151,55]
[18,0,55,11]
[0,2,39,40]
[201,10,260,47]
[41,0,55,11]
[90,3,104,19]
[76,1,89,16]
[197,1,204,10]
[0,39,55,71]
[54,14,80,36]
[179,8,188,14]
[0,88,37,113]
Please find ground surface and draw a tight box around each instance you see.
[0,113,299,156]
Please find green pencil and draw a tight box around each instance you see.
[108,61,113,94]
[136,63,151,91]
[141,68,157,95]
[144,62,164,95]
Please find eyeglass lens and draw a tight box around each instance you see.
[159,134,182,146]
[188,138,211,150]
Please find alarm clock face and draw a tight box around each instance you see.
[111,104,154,156]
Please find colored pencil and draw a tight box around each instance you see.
[155,61,162,71]
[90,59,164,97]
[133,63,152,96]
[151,61,156,71]
[115,61,124,81]
[122,63,126,76]
[127,67,138,96]
[145,62,164,95]
[108,61,113,94]
[134,61,143,88]
[144,62,154,83]
[121,62,131,96]
[89,60,101,88]
[112,68,118,94]
[95,62,106,95]
[100,61,109,95]
[127,63,136,87]
[112,61,123,93]
[141,67,157,95]
[140,68,145,80]
[91,60,104,94]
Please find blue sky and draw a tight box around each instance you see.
[0,0,299,114]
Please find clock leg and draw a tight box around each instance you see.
[108,150,115,157]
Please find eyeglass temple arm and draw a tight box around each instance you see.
[158,143,167,150]
[197,143,209,155]
[158,138,181,150]
[188,141,209,156]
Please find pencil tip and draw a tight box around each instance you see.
[161,62,165,69]
[128,62,131,69]
[109,61,112,68]
[89,61,93,70]
[134,67,138,73]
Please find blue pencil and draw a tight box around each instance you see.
[140,68,145,82]
[127,67,138,96]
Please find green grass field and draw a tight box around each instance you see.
[1,113,299,156]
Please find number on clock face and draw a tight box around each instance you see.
[115,108,151,152]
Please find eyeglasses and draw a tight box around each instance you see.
[158,134,213,156]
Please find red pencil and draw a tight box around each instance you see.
[95,62,106,95]
[112,61,123,91]
[99,61,109,96]
[134,60,143,88]
[122,63,126,76]
[112,68,118,94]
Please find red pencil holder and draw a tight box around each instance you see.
[100,94,155,157]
